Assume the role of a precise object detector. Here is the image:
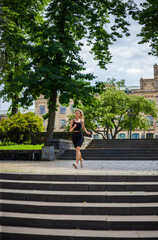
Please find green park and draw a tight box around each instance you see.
[0,0,158,239]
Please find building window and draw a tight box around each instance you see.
[71,104,75,113]
[108,134,112,139]
[132,133,139,139]
[118,133,126,139]
[93,134,99,139]
[60,119,66,129]
[146,133,154,139]
[94,120,100,128]
[155,121,158,127]
[39,105,45,114]
[141,134,145,139]
[60,105,66,114]
[147,116,153,126]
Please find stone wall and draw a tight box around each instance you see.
[44,137,92,160]
[0,150,41,160]
[0,137,92,161]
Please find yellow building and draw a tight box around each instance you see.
[35,96,74,132]
[117,64,158,139]
[35,64,158,138]
[0,110,8,122]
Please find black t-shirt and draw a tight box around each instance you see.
[73,120,82,131]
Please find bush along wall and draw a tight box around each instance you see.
[31,131,91,145]
[31,132,72,145]
[0,112,44,144]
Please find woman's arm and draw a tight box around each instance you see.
[70,120,77,132]
[81,120,91,135]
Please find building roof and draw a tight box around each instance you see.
[0,109,35,115]
[120,86,140,91]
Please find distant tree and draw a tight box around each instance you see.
[0,112,44,144]
[134,0,158,56]
[104,78,126,88]
[68,86,158,139]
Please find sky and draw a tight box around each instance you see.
[0,0,157,110]
[81,10,157,86]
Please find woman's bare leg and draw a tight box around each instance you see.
[75,146,81,165]
[79,151,83,162]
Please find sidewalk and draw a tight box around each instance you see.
[0,160,158,175]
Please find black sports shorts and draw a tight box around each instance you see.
[72,132,84,148]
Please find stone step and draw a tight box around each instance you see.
[62,152,158,155]
[1,200,158,215]
[1,212,158,230]
[1,173,158,239]
[86,145,158,148]
[1,179,158,191]
[60,156,158,160]
[61,149,158,160]
[87,144,158,147]
[1,173,158,182]
[63,152,158,156]
[87,139,158,143]
[1,189,158,203]
[1,226,158,239]
[87,142,158,145]
[64,149,158,152]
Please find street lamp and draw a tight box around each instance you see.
[125,88,131,94]
[127,109,134,139]
[125,88,132,139]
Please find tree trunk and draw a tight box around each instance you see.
[45,90,57,146]
[11,94,18,115]
[12,106,18,115]
[92,129,106,139]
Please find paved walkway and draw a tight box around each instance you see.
[1,160,158,175]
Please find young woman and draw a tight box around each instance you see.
[70,109,91,169]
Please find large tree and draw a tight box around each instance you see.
[134,0,158,56]
[76,86,158,139]
[0,0,47,114]
[14,0,137,145]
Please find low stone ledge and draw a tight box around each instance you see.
[41,146,55,161]
[0,150,41,160]
[46,137,92,159]
[81,136,93,150]
[0,137,92,161]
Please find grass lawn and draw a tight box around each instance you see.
[0,144,44,150]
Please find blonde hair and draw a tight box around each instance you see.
[75,109,84,119]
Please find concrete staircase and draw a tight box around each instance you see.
[0,172,158,239]
[61,139,158,160]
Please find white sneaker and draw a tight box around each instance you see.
[73,163,78,169]
[80,159,84,168]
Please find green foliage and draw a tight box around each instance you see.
[67,86,158,139]
[105,78,126,88]
[134,0,158,56]
[0,144,43,150]
[0,0,48,113]
[0,112,44,144]
[1,0,138,143]
[31,131,74,144]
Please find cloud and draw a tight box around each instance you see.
[126,68,142,74]
[78,13,157,88]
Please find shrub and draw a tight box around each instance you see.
[31,132,73,144]
[0,112,44,144]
